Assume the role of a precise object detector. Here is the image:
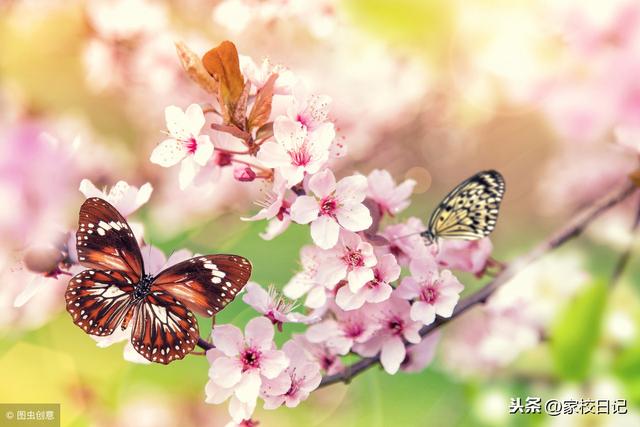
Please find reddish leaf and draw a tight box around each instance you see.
[255,122,274,141]
[175,41,218,94]
[630,168,640,187]
[202,41,245,123]
[231,81,251,130]
[210,123,251,142]
[248,73,278,131]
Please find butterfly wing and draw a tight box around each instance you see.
[66,269,136,336]
[426,170,505,241]
[76,197,144,277]
[151,254,252,317]
[130,290,199,364]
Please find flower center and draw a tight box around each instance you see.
[387,316,404,336]
[185,137,198,154]
[366,270,383,288]
[288,143,311,167]
[419,284,439,304]
[276,200,291,221]
[321,354,336,370]
[319,196,338,216]
[342,249,364,269]
[285,373,303,397]
[240,347,262,371]
[343,321,364,339]
[296,113,310,128]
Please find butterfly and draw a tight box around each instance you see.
[420,170,505,244]
[65,197,252,364]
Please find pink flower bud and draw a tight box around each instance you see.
[234,166,257,182]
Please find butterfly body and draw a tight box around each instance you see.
[422,170,505,244]
[66,198,252,364]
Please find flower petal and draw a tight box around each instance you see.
[211,356,243,388]
[410,301,436,325]
[260,349,289,379]
[150,138,185,167]
[179,157,198,190]
[335,174,368,203]
[336,203,372,232]
[193,135,214,166]
[310,216,340,249]
[256,140,289,167]
[212,324,244,356]
[245,316,275,350]
[380,336,406,375]
[308,169,336,198]
[234,371,262,403]
[185,103,206,135]
[290,196,320,224]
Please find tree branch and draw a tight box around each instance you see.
[609,197,640,287]
[319,181,638,388]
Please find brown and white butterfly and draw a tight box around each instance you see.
[66,197,252,364]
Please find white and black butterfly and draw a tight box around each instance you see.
[420,170,505,244]
[66,197,252,364]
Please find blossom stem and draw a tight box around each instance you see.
[215,147,252,155]
[232,158,273,177]
[318,181,638,388]
[197,337,214,352]
[608,196,640,287]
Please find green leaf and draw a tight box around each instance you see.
[550,280,608,380]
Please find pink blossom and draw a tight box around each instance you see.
[242,282,317,331]
[400,332,440,373]
[284,85,333,133]
[436,238,493,277]
[13,232,80,309]
[354,297,422,374]
[395,259,464,326]
[239,55,297,95]
[379,218,431,266]
[305,307,377,355]
[242,174,294,240]
[366,169,415,216]
[291,334,344,375]
[335,253,399,310]
[205,317,289,422]
[261,340,322,409]
[290,170,372,249]
[79,179,153,217]
[257,117,334,186]
[315,230,377,293]
[150,104,214,190]
[284,245,333,309]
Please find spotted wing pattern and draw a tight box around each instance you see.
[66,197,253,365]
[423,170,505,242]
[152,254,252,317]
[75,197,144,277]
[131,290,199,364]
[65,269,136,336]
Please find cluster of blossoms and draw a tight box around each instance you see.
[141,40,500,424]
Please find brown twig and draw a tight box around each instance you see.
[318,181,637,388]
[609,196,640,287]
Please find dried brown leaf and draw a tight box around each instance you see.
[202,41,245,122]
[248,73,278,131]
[175,41,218,94]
